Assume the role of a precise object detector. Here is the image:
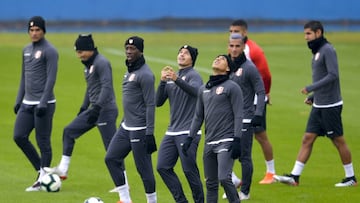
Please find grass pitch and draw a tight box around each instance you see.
[0,31,359,202]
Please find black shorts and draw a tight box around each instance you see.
[305,105,343,138]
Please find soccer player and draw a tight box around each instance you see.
[182,54,243,203]
[13,16,58,192]
[229,19,276,184]
[44,34,125,183]
[156,45,204,203]
[274,20,357,187]
[105,36,157,203]
[223,33,266,200]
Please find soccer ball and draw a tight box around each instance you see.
[84,197,104,203]
[40,173,62,192]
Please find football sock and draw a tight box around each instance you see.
[343,163,355,178]
[118,185,131,203]
[231,172,241,186]
[124,170,129,187]
[38,168,46,181]
[146,192,157,203]
[58,155,71,172]
[265,159,276,174]
[291,161,304,176]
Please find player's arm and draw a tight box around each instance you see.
[174,72,203,97]
[39,47,58,107]
[141,72,156,135]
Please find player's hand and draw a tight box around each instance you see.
[35,106,47,117]
[301,87,308,95]
[266,94,272,105]
[14,103,21,114]
[161,66,174,81]
[181,136,193,156]
[304,97,313,105]
[230,137,241,159]
[87,104,101,124]
[145,134,157,154]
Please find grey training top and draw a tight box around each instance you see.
[81,53,117,110]
[306,43,342,107]
[16,38,58,107]
[230,60,265,119]
[189,79,243,143]
[122,63,155,135]
[156,67,203,134]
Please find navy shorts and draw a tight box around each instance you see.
[306,105,343,138]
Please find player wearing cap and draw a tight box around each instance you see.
[156,45,204,203]
[44,34,124,186]
[13,16,58,192]
[182,54,243,203]
[105,36,157,203]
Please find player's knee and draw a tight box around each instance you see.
[13,134,27,146]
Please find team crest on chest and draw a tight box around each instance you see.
[181,76,186,80]
[236,68,243,76]
[89,65,94,73]
[34,50,42,59]
[216,86,224,95]
[129,73,136,81]
[315,53,320,60]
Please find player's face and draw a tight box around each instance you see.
[212,55,229,75]
[304,28,322,42]
[177,48,192,68]
[28,26,44,42]
[229,25,247,37]
[228,38,244,58]
[76,50,93,61]
[125,44,142,63]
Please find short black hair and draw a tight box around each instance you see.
[304,20,324,35]
[231,19,248,30]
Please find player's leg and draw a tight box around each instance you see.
[239,123,254,200]
[45,112,94,179]
[255,104,276,184]
[97,108,118,150]
[325,106,357,187]
[157,135,188,203]
[105,127,132,202]
[14,105,38,170]
[203,145,219,203]
[178,135,204,203]
[217,143,240,203]
[34,103,55,184]
[131,130,156,203]
[13,104,40,191]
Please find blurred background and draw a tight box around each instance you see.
[0,0,359,32]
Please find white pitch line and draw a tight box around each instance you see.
[104,48,212,74]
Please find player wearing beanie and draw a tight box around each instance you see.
[156,45,204,203]
[14,15,58,192]
[44,34,130,192]
[105,36,157,203]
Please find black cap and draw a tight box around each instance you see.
[125,36,144,52]
[28,16,46,33]
[179,45,198,66]
[74,34,95,51]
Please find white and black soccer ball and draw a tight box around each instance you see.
[84,197,104,203]
[40,173,62,192]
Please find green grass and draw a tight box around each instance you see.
[1,31,359,203]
